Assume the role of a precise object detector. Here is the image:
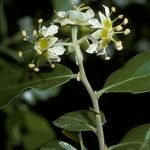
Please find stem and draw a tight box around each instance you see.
[72,26,106,150]
[79,132,85,150]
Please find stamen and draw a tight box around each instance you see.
[48,60,55,68]
[105,56,111,60]
[111,7,116,12]
[118,15,123,19]
[34,67,39,72]
[113,15,123,23]
[33,30,37,37]
[123,18,128,25]
[38,18,43,29]
[23,37,27,41]
[29,63,35,68]
[18,51,23,57]
[36,49,42,55]
[115,41,123,51]
[116,25,123,31]
[18,50,32,57]
[79,6,91,11]
[124,29,130,35]
[103,49,111,60]
[22,30,27,37]
[38,18,43,23]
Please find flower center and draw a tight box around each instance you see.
[38,38,49,50]
[100,19,113,41]
[102,19,112,30]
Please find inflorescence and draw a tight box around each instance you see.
[18,3,130,71]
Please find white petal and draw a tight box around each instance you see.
[88,19,102,28]
[61,18,75,26]
[48,37,58,47]
[86,42,98,54]
[39,26,48,36]
[47,50,61,62]
[69,10,79,21]
[85,9,95,20]
[57,11,67,18]
[98,11,106,24]
[45,25,59,37]
[102,5,110,18]
[91,29,101,40]
[51,46,65,55]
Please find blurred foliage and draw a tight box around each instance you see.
[0,0,150,149]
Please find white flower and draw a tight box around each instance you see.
[39,25,59,37]
[20,21,66,71]
[86,5,130,59]
[54,4,95,26]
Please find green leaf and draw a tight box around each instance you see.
[108,124,150,150]
[22,110,56,150]
[0,59,74,108]
[62,130,80,143]
[40,140,77,150]
[53,110,106,132]
[101,53,150,94]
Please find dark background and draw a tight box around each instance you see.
[0,0,150,149]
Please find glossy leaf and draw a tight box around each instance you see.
[0,59,74,108]
[108,124,150,150]
[40,140,77,150]
[62,130,80,143]
[53,110,106,132]
[100,53,150,94]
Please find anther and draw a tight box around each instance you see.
[118,15,123,19]
[115,41,123,51]
[29,63,35,68]
[123,18,128,25]
[105,56,111,60]
[38,19,43,23]
[34,67,39,72]
[111,7,116,12]
[22,30,27,37]
[116,25,123,31]
[33,30,37,36]
[124,29,130,35]
[18,51,23,57]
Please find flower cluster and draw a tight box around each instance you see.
[19,3,130,71]
[19,19,65,71]
[86,5,130,60]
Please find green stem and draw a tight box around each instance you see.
[71,26,106,150]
